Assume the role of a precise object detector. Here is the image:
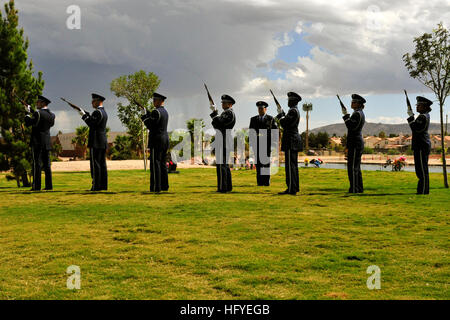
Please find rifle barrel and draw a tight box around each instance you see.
[270,90,283,114]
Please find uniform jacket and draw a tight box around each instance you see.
[142,107,169,150]
[278,107,302,152]
[249,114,278,158]
[408,112,431,152]
[343,109,365,149]
[211,108,236,163]
[82,107,108,149]
[24,108,55,150]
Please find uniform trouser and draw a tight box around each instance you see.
[216,164,232,192]
[347,147,364,193]
[90,148,108,190]
[150,147,169,192]
[31,146,52,190]
[284,149,299,193]
[256,162,271,186]
[414,149,430,195]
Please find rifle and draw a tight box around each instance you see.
[11,88,32,113]
[336,94,348,114]
[129,96,148,114]
[404,90,413,115]
[60,97,87,114]
[269,89,284,115]
[204,83,217,112]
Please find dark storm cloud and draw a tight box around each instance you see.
[10,0,449,132]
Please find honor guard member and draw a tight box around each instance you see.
[249,101,278,186]
[407,96,432,195]
[79,93,108,191]
[141,92,169,193]
[342,94,366,193]
[210,94,236,193]
[24,95,55,191]
[276,92,302,195]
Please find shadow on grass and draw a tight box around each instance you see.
[140,192,176,195]
[183,185,216,188]
[63,191,137,195]
[341,192,413,197]
[305,192,346,196]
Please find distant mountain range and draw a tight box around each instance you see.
[310,122,444,136]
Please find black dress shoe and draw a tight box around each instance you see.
[278,190,297,195]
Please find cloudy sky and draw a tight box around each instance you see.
[10,0,450,134]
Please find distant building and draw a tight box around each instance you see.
[431,135,450,150]
[329,137,342,148]
[54,131,127,158]
[364,136,383,149]
[363,135,408,151]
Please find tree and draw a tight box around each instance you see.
[186,118,205,159]
[51,140,62,161]
[110,135,134,160]
[302,103,313,151]
[316,132,329,149]
[0,0,44,187]
[403,22,450,188]
[110,70,160,171]
[71,126,89,159]
[378,131,386,139]
[341,134,348,148]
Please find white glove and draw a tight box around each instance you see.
[79,109,86,116]
[341,106,348,115]
[27,105,31,113]
[407,110,414,117]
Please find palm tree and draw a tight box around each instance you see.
[302,103,313,151]
[71,126,89,159]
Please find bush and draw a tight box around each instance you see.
[363,147,374,154]
[110,135,136,160]
[387,149,400,155]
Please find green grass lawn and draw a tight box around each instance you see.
[0,167,448,300]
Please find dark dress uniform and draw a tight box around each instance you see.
[24,99,55,191]
[249,103,278,186]
[211,95,236,193]
[277,92,302,195]
[83,103,108,191]
[142,104,169,192]
[408,96,432,195]
[343,95,366,193]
